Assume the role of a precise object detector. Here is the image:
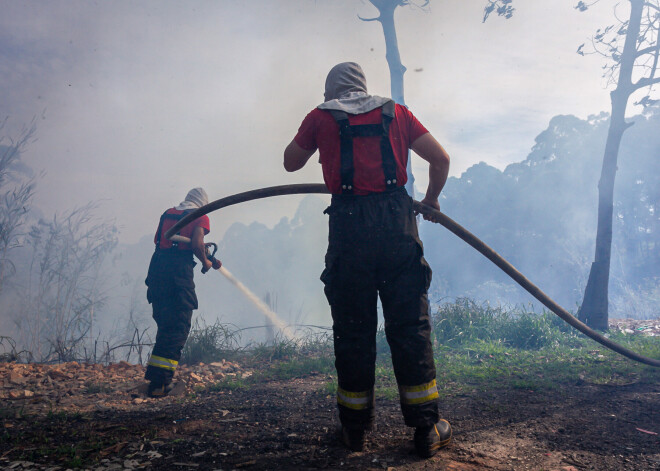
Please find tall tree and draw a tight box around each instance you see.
[577,0,660,330]
[360,0,427,197]
[359,1,514,197]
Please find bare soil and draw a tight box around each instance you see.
[0,318,658,471]
[1,362,659,471]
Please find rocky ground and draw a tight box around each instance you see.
[0,359,245,411]
[0,318,658,471]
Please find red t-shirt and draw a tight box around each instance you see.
[293,104,429,194]
[154,208,210,250]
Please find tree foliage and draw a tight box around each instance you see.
[483,0,515,22]
[576,0,660,98]
[419,107,660,317]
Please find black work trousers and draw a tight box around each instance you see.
[144,249,198,384]
[321,187,438,430]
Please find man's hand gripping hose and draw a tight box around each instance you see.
[164,183,660,368]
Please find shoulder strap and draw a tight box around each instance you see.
[379,100,398,190]
[154,209,192,249]
[329,109,355,194]
[326,100,398,193]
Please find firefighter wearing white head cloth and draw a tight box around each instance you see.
[284,63,452,457]
[144,187,221,397]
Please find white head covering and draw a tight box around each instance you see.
[317,62,391,115]
[175,187,209,210]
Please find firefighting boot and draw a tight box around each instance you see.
[414,419,452,458]
[338,425,366,452]
[147,380,174,398]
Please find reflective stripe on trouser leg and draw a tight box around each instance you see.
[399,379,439,405]
[147,354,178,372]
[145,304,193,384]
[337,387,374,410]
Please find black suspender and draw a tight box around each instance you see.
[154,209,192,250]
[328,100,398,194]
[379,101,397,189]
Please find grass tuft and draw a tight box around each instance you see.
[180,318,242,365]
[174,300,658,399]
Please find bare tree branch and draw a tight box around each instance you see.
[644,1,660,13]
[635,75,660,87]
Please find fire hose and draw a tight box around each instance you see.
[165,183,660,368]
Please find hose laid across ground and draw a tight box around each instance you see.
[165,183,660,367]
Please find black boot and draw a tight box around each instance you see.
[338,425,366,452]
[414,419,452,458]
[147,381,173,398]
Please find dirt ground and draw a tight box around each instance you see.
[0,318,658,471]
[1,363,659,470]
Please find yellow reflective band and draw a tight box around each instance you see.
[148,354,178,371]
[399,380,439,405]
[401,379,437,393]
[337,387,372,410]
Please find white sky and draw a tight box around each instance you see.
[1,0,624,243]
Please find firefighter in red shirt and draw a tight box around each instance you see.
[284,63,451,457]
[144,187,221,397]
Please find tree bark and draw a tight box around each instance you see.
[578,0,643,330]
[578,98,628,330]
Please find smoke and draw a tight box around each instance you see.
[1,1,657,356]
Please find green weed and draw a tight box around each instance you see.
[323,379,338,395]
[251,336,299,362]
[181,318,242,365]
[260,356,334,381]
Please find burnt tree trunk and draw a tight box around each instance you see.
[578,0,643,330]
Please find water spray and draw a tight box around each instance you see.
[217,266,296,341]
[167,235,296,341]
[165,183,660,368]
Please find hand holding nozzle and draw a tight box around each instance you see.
[201,242,222,274]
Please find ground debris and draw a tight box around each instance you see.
[0,359,246,412]
[0,346,658,470]
[609,318,660,336]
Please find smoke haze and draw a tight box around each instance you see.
[1,1,658,350]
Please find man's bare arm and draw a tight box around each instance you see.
[411,132,450,221]
[191,226,213,272]
[284,140,316,172]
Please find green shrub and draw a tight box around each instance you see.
[250,328,332,362]
[181,318,242,365]
[251,336,299,362]
[499,311,554,349]
[431,298,505,345]
[431,299,585,350]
